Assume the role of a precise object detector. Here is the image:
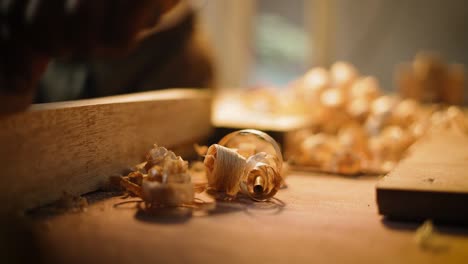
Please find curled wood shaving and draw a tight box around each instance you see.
[205,144,247,196]
[120,176,143,197]
[415,220,434,248]
[116,144,214,212]
[414,220,451,252]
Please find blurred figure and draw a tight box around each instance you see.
[0,0,214,114]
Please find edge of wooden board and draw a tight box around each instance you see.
[376,129,468,223]
[376,187,468,224]
[29,89,210,110]
[0,88,213,211]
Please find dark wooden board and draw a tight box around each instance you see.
[377,129,468,223]
[0,89,212,211]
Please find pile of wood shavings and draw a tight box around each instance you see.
[116,144,212,212]
[239,61,468,175]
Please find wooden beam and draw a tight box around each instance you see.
[377,129,468,223]
[0,89,212,211]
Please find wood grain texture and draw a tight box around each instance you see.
[19,173,468,264]
[0,89,212,211]
[377,129,468,223]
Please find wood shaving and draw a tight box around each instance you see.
[194,144,208,156]
[202,129,284,201]
[205,144,247,196]
[414,220,450,252]
[120,176,143,197]
[116,144,213,212]
[415,220,434,248]
[189,161,209,193]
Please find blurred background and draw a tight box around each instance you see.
[199,0,468,99]
[19,0,467,105]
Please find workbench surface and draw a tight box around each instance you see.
[19,173,468,263]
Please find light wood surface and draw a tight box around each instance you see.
[212,92,312,132]
[0,89,212,211]
[377,129,468,223]
[23,173,468,264]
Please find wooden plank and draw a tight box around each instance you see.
[212,92,312,132]
[0,89,212,211]
[377,129,468,223]
[15,173,468,264]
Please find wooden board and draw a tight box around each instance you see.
[377,129,468,223]
[7,173,468,264]
[212,92,312,132]
[0,89,212,211]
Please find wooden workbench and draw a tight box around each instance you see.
[9,172,468,264]
[1,90,467,263]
